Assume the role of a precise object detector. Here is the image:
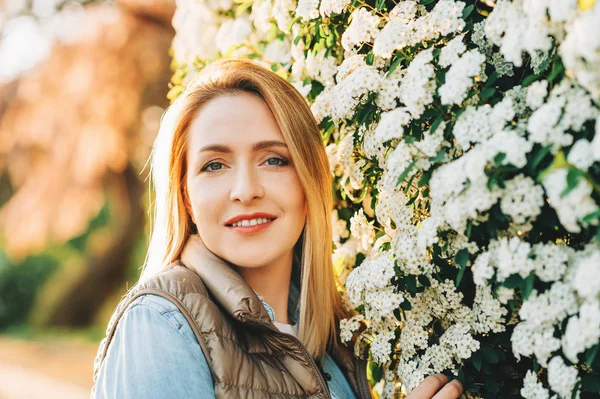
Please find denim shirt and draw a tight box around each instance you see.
[94,285,357,398]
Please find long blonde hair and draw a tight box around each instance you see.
[140,59,347,358]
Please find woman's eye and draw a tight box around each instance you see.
[201,161,224,173]
[265,156,289,167]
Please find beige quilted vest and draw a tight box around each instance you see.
[92,261,372,398]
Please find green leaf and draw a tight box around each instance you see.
[387,54,405,77]
[480,87,496,100]
[485,71,499,87]
[520,274,535,300]
[366,51,375,66]
[548,59,565,84]
[455,248,469,287]
[462,4,475,19]
[420,0,435,5]
[406,192,419,206]
[472,351,483,371]
[375,0,386,11]
[503,274,523,289]
[418,170,433,187]
[529,144,552,173]
[396,159,418,187]
[522,74,540,87]
[368,362,383,383]
[429,149,446,163]
[493,152,506,166]
[561,167,584,198]
[582,209,600,224]
[586,344,599,367]
[400,300,413,311]
[404,275,418,294]
[482,347,500,364]
[430,116,444,134]
[538,150,569,183]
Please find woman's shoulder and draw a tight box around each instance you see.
[93,293,215,398]
[123,293,200,349]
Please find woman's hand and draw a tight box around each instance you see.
[406,374,464,399]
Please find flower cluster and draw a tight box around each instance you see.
[171,0,600,397]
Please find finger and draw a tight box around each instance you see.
[432,379,464,399]
[406,374,448,399]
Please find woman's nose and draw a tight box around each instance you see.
[229,165,264,204]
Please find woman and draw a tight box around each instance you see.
[91,59,464,399]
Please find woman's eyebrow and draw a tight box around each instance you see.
[198,140,288,153]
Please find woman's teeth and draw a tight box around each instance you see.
[230,218,274,227]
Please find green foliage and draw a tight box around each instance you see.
[0,252,59,329]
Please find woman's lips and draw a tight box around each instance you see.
[226,219,276,234]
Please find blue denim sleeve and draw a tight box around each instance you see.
[94,294,216,399]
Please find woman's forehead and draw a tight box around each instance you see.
[187,94,285,150]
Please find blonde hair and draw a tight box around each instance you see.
[140,59,347,358]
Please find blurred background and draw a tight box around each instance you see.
[0,0,176,397]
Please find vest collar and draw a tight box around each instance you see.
[179,251,301,327]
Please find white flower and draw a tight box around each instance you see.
[542,168,597,233]
[452,106,493,150]
[533,328,561,367]
[398,48,437,119]
[527,96,571,153]
[272,0,295,33]
[331,209,350,245]
[593,116,600,161]
[559,2,600,102]
[339,314,364,343]
[264,38,292,64]
[531,242,569,283]
[562,300,600,364]
[439,35,467,68]
[342,8,380,51]
[472,251,494,286]
[512,322,535,359]
[370,329,396,364]
[472,285,508,334]
[251,0,273,34]
[547,356,579,399]
[500,175,545,226]
[295,0,320,22]
[521,370,550,399]
[567,139,594,172]
[376,66,405,111]
[319,0,351,17]
[311,85,334,122]
[372,0,464,58]
[570,249,600,299]
[365,286,404,319]
[330,65,383,123]
[519,283,578,330]
[350,209,376,251]
[526,81,549,110]
[172,1,219,63]
[439,49,486,106]
[493,236,535,281]
[374,107,411,142]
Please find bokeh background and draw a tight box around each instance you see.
[0,0,176,397]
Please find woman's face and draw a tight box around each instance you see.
[185,93,307,270]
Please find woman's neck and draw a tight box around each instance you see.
[235,253,293,324]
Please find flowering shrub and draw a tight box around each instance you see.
[170,0,600,397]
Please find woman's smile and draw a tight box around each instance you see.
[224,212,278,234]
